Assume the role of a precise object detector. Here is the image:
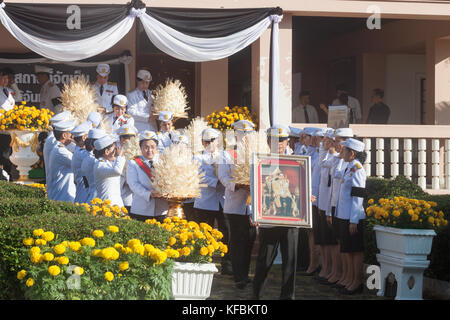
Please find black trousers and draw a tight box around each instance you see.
[253,227,299,300]
[183,202,196,222]
[296,228,310,271]
[0,134,12,178]
[196,206,232,270]
[225,213,256,283]
[129,213,165,223]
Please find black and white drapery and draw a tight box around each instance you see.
[0,0,283,125]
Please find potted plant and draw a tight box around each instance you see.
[0,101,53,182]
[366,196,448,300]
[145,217,227,300]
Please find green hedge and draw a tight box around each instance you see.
[0,197,86,218]
[0,212,173,300]
[364,176,450,282]
[0,180,46,199]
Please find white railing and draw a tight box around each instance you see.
[290,124,450,194]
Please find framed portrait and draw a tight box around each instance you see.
[251,153,312,228]
[327,105,349,129]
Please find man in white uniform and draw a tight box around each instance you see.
[71,121,92,204]
[47,119,77,202]
[44,110,73,188]
[0,68,15,111]
[127,69,157,132]
[331,84,362,124]
[35,65,62,114]
[92,64,118,115]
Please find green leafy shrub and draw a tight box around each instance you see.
[0,198,85,218]
[0,180,46,199]
[0,212,174,300]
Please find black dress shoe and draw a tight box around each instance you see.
[331,283,345,289]
[236,280,249,290]
[339,284,364,295]
[324,280,339,286]
[221,268,233,276]
[304,266,321,276]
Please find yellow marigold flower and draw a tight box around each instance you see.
[181,247,191,256]
[168,237,176,246]
[30,253,42,264]
[412,214,419,222]
[121,206,128,214]
[428,217,435,224]
[17,270,27,280]
[69,241,81,252]
[35,239,47,246]
[127,239,141,248]
[33,229,44,237]
[119,261,129,271]
[81,237,96,247]
[114,243,123,250]
[23,238,34,246]
[73,267,84,276]
[57,256,69,265]
[179,233,189,243]
[92,230,104,238]
[26,278,34,287]
[368,199,374,205]
[105,271,114,282]
[200,247,208,256]
[48,265,61,276]
[104,199,112,205]
[43,252,54,261]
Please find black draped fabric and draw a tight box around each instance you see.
[3,3,128,41]
[147,7,282,38]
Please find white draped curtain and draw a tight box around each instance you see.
[0,3,283,125]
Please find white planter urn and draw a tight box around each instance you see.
[171,262,218,300]
[374,225,436,300]
[8,130,40,182]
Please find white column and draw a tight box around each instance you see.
[404,139,413,180]
[391,138,399,179]
[363,138,371,177]
[376,138,384,178]
[417,139,427,190]
[432,139,440,190]
[445,139,450,189]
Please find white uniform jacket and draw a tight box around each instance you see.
[72,146,90,204]
[80,151,97,203]
[93,156,126,207]
[218,150,250,215]
[335,159,367,223]
[93,82,118,113]
[39,80,62,114]
[318,145,332,212]
[48,142,76,202]
[126,89,157,132]
[126,154,168,217]
[0,86,15,111]
[104,113,135,137]
[193,150,226,211]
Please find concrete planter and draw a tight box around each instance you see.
[374,225,436,300]
[171,262,218,300]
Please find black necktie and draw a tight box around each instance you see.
[148,160,153,168]
[100,85,104,96]
[3,88,8,97]
[304,106,310,123]
[113,116,118,124]
[143,90,148,101]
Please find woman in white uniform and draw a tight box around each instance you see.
[335,138,367,295]
[81,128,107,203]
[93,134,126,207]
[126,130,168,222]
[155,111,177,152]
[117,124,138,212]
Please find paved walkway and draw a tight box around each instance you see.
[209,260,385,300]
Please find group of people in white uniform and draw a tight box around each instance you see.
[14,62,368,300]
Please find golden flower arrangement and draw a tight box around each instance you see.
[60,76,100,123]
[206,106,258,132]
[152,78,189,119]
[76,198,131,220]
[366,197,448,230]
[231,130,270,185]
[0,101,53,132]
[151,143,206,199]
[185,116,211,155]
